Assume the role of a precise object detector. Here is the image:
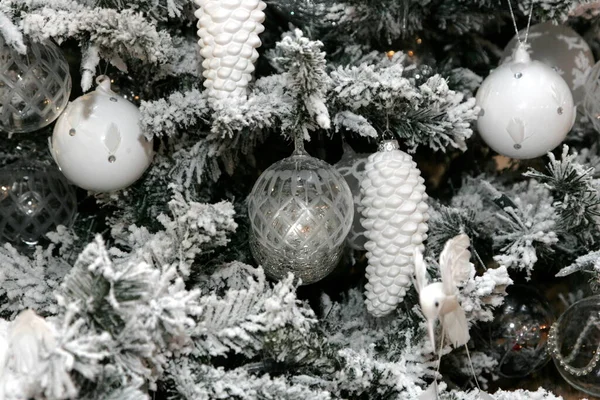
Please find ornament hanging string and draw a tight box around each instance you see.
[506,0,535,45]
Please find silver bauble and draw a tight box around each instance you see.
[247,149,354,285]
[0,38,71,134]
[0,161,77,246]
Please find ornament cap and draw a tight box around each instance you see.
[378,140,400,152]
[95,75,114,94]
[512,43,531,64]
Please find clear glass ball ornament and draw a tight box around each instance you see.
[0,161,77,246]
[583,60,600,133]
[0,37,71,134]
[487,284,555,378]
[549,295,600,397]
[247,145,354,285]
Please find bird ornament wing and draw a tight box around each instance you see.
[414,248,428,294]
[439,234,474,295]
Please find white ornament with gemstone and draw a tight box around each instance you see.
[50,76,154,193]
[361,140,429,317]
[476,43,576,159]
[500,22,594,104]
[195,0,266,100]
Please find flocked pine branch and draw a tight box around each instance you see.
[273,29,331,137]
[111,190,237,277]
[58,236,202,391]
[192,262,315,358]
[0,0,174,88]
[330,55,479,152]
[525,145,600,244]
[490,181,558,278]
[0,227,78,318]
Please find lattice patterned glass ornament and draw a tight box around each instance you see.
[550,295,600,397]
[247,140,354,285]
[335,143,369,251]
[583,60,600,133]
[0,38,71,134]
[0,161,77,246]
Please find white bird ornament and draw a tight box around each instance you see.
[414,234,474,353]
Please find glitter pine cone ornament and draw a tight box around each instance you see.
[195,0,266,100]
[247,138,354,285]
[0,37,71,134]
[476,43,576,160]
[361,140,429,317]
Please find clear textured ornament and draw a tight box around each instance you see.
[334,143,369,251]
[476,43,576,159]
[583,60,600,133]
[501,22,594,104]
[0,37,71,134]
[50,75,154,193]
[0,161,77,246]
[549,295,600,397]
[487,284,555,378]
[247,140,354,285]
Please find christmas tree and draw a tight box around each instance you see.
[0,0,600,398]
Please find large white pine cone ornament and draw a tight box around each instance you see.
[195,0,266,100]
[361,140,429,317]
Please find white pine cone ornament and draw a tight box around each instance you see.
[361,140,429,317]
[195,0,266,100]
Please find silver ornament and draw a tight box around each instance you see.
[334,144,369,251]
[0,38,71,134]
[583,60,600,133]
[361,140,429,317]
[0,161,77,246]
[501,22,594,104]
[549,295,600,396]
[247,148,354,285]
[487,284,554,379]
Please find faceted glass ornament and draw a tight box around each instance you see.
[487,284,555,378]
[549,295,600,397]
[584,60,600,133]
[247,150,354,285]
[0,37,71,134]
[0,161,77,246]
[334,144,369,251]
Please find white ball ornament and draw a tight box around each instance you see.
[50,76,154,193]
[476,44,576,159]
[501,22,594,104]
